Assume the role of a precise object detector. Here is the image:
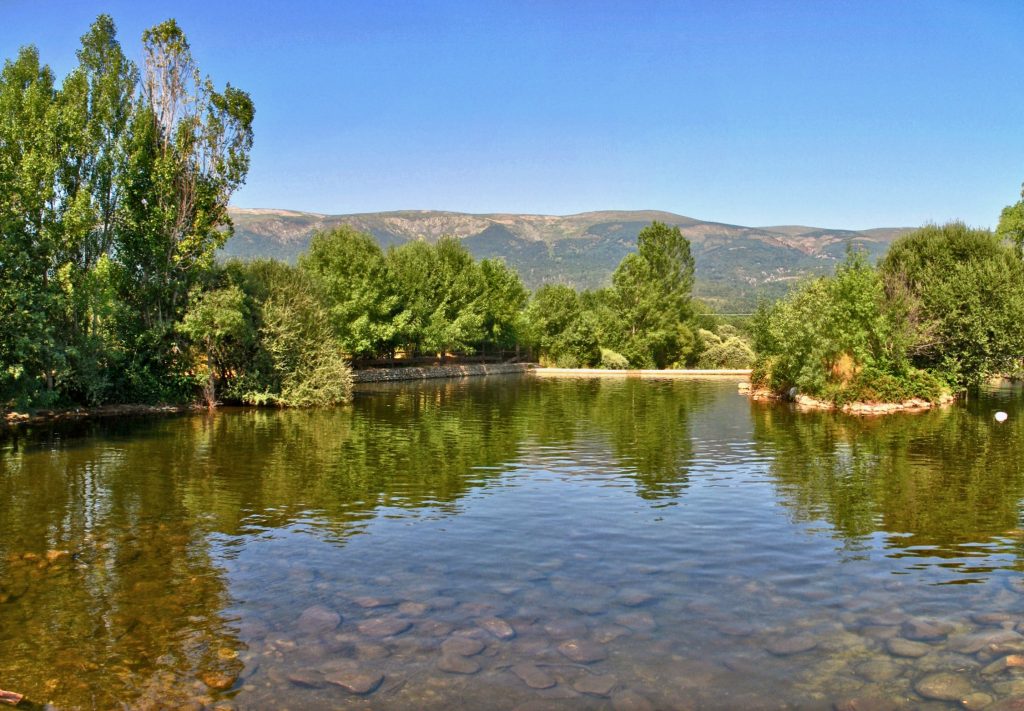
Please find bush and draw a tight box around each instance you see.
[697,336,755,369]
[599,348,630,370]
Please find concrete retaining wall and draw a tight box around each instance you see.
[531,368,751,378]
[352,363,534,384]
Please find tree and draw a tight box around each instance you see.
[524,284,600,367]
[476,258,528,352]
[609,222,696,368]
[880,222,1024,387]
[998,183,1024,257]
[300,227,399,359]
[179,285,250,406]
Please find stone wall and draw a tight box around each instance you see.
[352,363,534,384]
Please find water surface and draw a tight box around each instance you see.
[2,376,1024,709]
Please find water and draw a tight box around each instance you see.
[1,375,1023,710]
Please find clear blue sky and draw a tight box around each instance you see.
[3,0,1023,229]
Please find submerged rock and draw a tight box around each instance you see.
[287,669,325,688]
[512,663,556,689]
[478,616,516,640]
[573,674,616,698]
[199,670,238,691]
[913,671,974,701]
[438,654,481,674]
[296,605,341,636]
[557,639,607,664]
[441,636,485,657]
[611,689,655,711]
[949,629,1023,654]
[324,668,384,695]
[900,619,953,642]
[356,617,411,638]
[765,635,817,656]
[886,637,931,658]
[982,654,1024,675]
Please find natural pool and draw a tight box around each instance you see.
[2,376,1024,710]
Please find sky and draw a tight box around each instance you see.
[2,0,1023,229]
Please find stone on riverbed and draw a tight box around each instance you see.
[441,636,485,657]
[544,619,588,640]
[886,637,932,658]
[478,616,516,640]
[324,668,384,695]
[353,596,398,609]
[512,663,557,689]
[900,618,954,642]
[614,612,656,632]
[573,674,616,698]
[287,669,325,688]
[296,605,341,636]
[832,697,904,711]
[357,617,412,638]
[765,635,817,656]
[913,671,974,701]
[199,670,238,691]
[949,629,1023,654]
[438,654,481,674]
[982,654,1024,675]
[611,689,655,711]
[557,639,607,663]
[854,659,901,682]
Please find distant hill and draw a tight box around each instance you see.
[223,208,913,312]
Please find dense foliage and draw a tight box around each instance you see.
[753,220,1024,403]
[0,16,259,408]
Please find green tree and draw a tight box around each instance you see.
[300,226,399,359]
[524,284,600,367]
[179,285,250,406]
[880,222,1024,387]
[998,183,1024,257]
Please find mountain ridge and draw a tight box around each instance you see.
[223,207,914,311]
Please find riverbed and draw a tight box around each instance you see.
[1,376,1023,709]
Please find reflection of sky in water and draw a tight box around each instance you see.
[1,377,1024,708]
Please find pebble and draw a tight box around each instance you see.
[913,671,974,701]
[199,671,238,691]
[441,636,486,657]
[988,697,1024,710]
[356,617,411,638]
[832,697,903,711]
[854,659,901,682]
[573,674,616,698]
[901,619,953,642]
[296,605,341,636]
[982,654,1024,675]
[512,663,557,689]
[287,669,325,688]
[949,629,1023,653]
[963,692,994,711]
[765,635,817,656]
[886,637,931,658]
[438,654,481,674]
[557,639,607,663]
[478,616,516,640]
[324,669,384,695]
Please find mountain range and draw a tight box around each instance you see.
[222,208,912,312]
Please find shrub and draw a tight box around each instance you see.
[599,348,630,370]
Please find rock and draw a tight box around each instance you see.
[324,668,384,695]
[296,605,341,636]
[615,612,656,632]
[854,659,900,682]
[354,642,390,660]
[199,670,237,691]
[618,590,655,607]
[593,625,631,643]
[886,637,931,658]
[973,612,1017,626]
[717,621,756,637]
[913,672,974,701]
[478,616,516,640]
[963,692,994,711]
[398,601,429,616]
[573,674,616,698]
[988,697,1024,711]
[611,689,655,711]
[982,654,1024,675]
[900,618,953,642]
[949,629,1023,653]
[353,596,397,609]
[765,635,817,656]
[543,619,588,640]
[357,617,411,638]
[438,654,481,674]
[287,669,325,688]
[557,639,607,664]
[512,663,556,689]
[441,636,485,657]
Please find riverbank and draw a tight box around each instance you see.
[352,362,534,384]
[3,403,204,428]
[745,384,956,415]
[531,368,751,378]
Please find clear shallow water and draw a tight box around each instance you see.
[2,376,1024,710]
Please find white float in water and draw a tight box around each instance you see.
[995,411,1009,423]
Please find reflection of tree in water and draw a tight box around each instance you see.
[0,426,241,708]
[0,376,708,704]
[752,394,1024,562]
[520,378,707,501]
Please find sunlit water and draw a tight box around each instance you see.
[2,376,1024,710]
